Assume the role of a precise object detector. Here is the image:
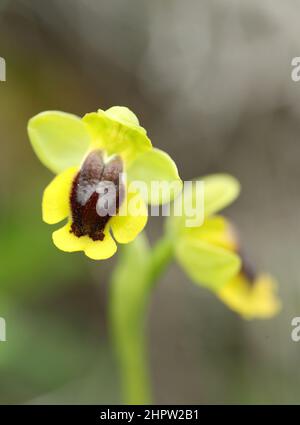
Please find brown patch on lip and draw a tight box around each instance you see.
[70,150,124,241]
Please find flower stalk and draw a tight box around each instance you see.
[109,232,174,404]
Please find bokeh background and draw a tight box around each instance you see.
[0,0,300,404]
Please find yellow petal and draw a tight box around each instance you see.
[127,148,182,205]
[175,237,241,290]
[82,110,151,165]
[110,190,148,244]
[42,167,78,224]
[52,221,117,260]
[183,215,238,251]
[218,273,281,319]
[84,229,117,260]
[105,106,140,127]
[52,221,86,252]
[28,111,91,174]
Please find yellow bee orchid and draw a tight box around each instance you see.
[28,106,182,260]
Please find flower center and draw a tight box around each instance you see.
[70,150,124,241]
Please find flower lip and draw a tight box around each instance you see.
[70,149,124,241]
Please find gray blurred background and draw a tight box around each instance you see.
[0,0,299,404]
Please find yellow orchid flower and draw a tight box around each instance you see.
[168,178,280,319]
[28,106,182,260]
[168,175,242,290]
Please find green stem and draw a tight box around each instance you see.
[109,233,174,404]
[147,236,174,286]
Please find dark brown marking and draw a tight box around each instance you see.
[70,150,124,241]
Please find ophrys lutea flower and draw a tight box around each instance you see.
[167,174,242,289]
[28,106,182,260]
[167,176,280,319]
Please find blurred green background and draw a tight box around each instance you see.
[0,0,300,404]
